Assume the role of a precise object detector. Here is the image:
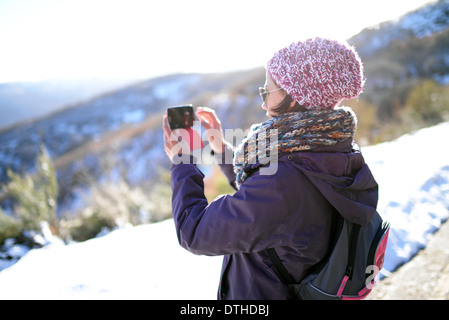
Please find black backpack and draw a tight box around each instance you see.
[268,211,390,300]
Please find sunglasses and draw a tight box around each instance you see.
[259,87,283,103]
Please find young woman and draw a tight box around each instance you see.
[162,38,379,300]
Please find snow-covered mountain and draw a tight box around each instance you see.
[0,121,448,300]
[349,0,449,58]
[0,70,265,215]
[347,0,449,121]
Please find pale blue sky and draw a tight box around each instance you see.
[0,0,436,83]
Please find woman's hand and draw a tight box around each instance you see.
[196,107,225,154]
[163,115,191,161]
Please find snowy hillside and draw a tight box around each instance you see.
[0,70,264,217]
[350,0,449,57]
[0,122,448,300]
[362,122,449,273]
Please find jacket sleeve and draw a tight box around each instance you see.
[212,142,238,191]
[170,161,295,256]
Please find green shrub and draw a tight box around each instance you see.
[0,210,23,246]
[59,174,173,242]
[60,208,117,242]
[405,79,449,125]
[1,145,59,236]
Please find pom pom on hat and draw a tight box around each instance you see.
[266,38,364,110]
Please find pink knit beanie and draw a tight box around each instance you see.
[266,38,364,110]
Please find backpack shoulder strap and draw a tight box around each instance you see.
[345,223,361,280]
[267,247,296,285]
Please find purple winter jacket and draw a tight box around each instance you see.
[170,140,378,300]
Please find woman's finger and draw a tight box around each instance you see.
[197,109,221,130]
[162,115,171,140]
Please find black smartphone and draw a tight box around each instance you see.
[166,105,194,130]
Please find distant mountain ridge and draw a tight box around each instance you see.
[347,0,449,123]
[0,78,139,131]
[0,69,265,214]
[349,0,449,57]
[2,0,449,215]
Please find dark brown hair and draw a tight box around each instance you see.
[271,94,307,115]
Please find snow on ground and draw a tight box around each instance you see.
[362,122,449,274]
[0,122,448,300]
[0,220,223,299]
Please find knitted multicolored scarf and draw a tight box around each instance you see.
[233,107,357,187]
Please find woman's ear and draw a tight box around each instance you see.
[287,98,298,112]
